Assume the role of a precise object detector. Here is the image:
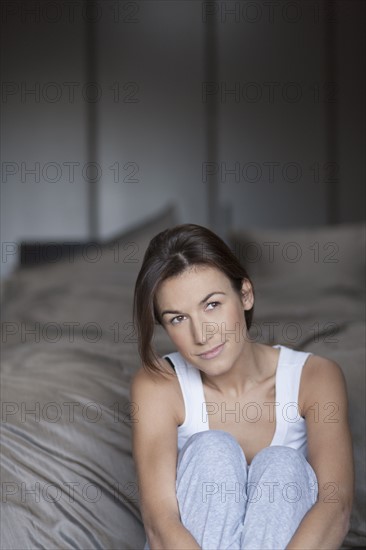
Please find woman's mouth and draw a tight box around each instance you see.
[198,342,225,360]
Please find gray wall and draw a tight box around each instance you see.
[336,1,365,223]
[1,4,88,278]
[97,1,206,238]
[1,1,365,279]
[216,2,328,229]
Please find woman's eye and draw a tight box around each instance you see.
[170,315,184,325]
[207,301,220,310]
[169,303,220,325]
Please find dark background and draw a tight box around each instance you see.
[1,0,365,278]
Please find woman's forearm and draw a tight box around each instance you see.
[146,517,201,550]
[285,500,350,549]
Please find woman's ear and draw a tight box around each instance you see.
[240,278,254,310]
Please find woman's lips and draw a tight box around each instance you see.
[198,342,225,360]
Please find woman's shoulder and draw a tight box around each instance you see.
[130,357,184,425]
[302,352,342,376]
[131,357,175,387]
[300,352,347,415]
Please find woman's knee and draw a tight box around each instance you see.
[248,446,319,505]
[250,446,318,484]
[252,445,304,466]
[178,430,243,465]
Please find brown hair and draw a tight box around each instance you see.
[132,223,255,378]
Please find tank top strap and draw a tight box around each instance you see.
[273,344,313,404]
[163,352,206,434]
[271,344,313,445]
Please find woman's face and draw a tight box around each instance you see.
[155,264,254,373]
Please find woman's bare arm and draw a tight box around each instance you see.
[285,355,354,549]
[130,364,201,550]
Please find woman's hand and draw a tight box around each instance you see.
[146,516,201,550]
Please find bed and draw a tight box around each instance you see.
[1,204,365,549]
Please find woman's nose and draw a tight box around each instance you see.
[190,316,212,344]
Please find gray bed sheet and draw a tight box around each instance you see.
[1,210,365,549]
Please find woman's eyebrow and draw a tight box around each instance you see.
[161,291,226,317]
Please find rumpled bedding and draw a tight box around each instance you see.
[1,206,177,550]
[1,210,365,549]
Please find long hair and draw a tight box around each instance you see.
[132,223,255,377]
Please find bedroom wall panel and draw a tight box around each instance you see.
[1,4,88,278]
[215,2,328,230]
[336,1,365,223]
[96,1,207,240]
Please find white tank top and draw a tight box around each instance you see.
[163,344,312,459]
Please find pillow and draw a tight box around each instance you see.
[2,202,180,314]
[2,203,180,358]
[6,202,180,290]
[228,221,366,295]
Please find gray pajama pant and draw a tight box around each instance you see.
[144,430,319,550]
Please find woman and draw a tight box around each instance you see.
[130,223,354,550]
